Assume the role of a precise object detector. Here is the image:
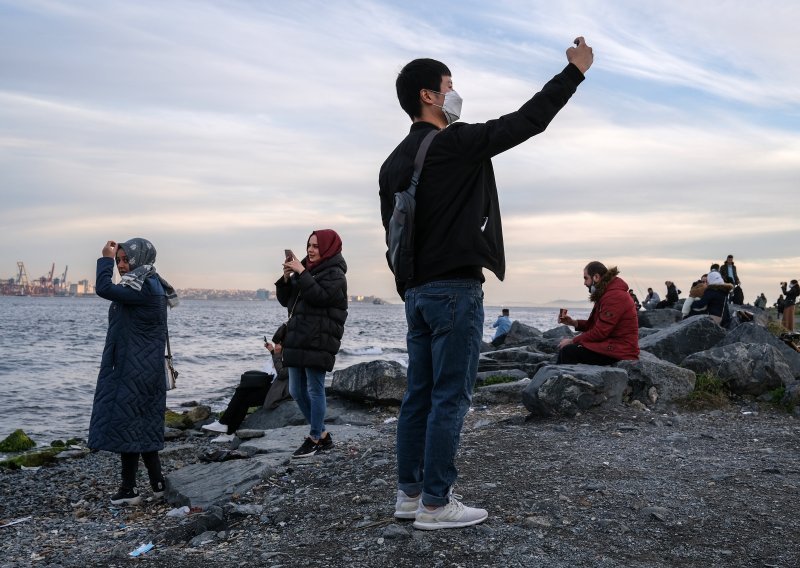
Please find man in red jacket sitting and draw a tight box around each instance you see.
[557,261,640,365]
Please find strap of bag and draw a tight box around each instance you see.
[407,129,440,198]
[288,290,301,318]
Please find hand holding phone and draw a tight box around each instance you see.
[284,249,295,261]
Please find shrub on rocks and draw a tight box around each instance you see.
[681,342,794,396]
[165,410,196,430]
[639,316,727,364]
[615,351,696,407]
[330,360,407,405]
[0,429,35,452]
[522,364,629,417]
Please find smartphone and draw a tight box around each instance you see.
[263,336,268,343]
[558,308,568,322]
[284,249,295,261]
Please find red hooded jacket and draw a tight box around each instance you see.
[572,271,639,360]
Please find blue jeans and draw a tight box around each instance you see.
[287,367,327,439]
[397,279,484,507]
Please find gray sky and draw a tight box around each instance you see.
[1,0,798,304]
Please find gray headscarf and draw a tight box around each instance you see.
[118,237,179,307]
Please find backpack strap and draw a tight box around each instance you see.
[407,129,440,197]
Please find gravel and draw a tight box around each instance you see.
[2,401,799,567]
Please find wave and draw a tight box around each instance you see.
[340,346,384,356]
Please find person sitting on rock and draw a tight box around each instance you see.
[202,329,290,442]
[753,293,767,310]
[642,287,660,310]
[656,281,680,309]
[628,289,641,310]
[686,271,732,325]
[681,274,707,319]
[490,308,512,347]
[556,261,639,365]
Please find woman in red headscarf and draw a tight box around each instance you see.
[276,229,348,459]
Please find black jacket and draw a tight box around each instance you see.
[275,253,348,371]
[379,64,584,298]
[720,262,740,286]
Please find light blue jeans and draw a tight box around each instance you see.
[287,367,327,439]
[396,279,484,507]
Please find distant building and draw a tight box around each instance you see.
[255,288,270,300]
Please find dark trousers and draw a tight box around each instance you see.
[557,344,619,366]
[120,451,162,490]
[219,385,269,433]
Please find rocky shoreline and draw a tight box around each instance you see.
[3,308,800,567]
[2,401,800,567]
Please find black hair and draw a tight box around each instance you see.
[584,261,608,279]
[710,263,720,271]
[501,308,509,315]
[396,58,451,120]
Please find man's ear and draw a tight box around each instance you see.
[593,274,602,284]
[419,89,436,105]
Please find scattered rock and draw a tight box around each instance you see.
[330,360,407,405]
[522,365,629,417]
[639,316,727,364]
[681,342,794,395]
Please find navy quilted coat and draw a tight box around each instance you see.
[88,257,168,453]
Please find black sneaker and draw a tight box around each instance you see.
[151,478,166,499]
[316,432,334,453]
[110,487,141,506]
[292,437,320,459]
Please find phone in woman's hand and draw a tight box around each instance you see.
[284,249,295,261]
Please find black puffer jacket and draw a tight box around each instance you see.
[275,253,348,371]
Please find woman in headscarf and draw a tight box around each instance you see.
[89,238,179,505]
[275,229,348,459]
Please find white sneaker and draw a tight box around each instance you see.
[210,433,236,443]
[413,495,488,530]
[394,490,421,519]
[202,420,228,434]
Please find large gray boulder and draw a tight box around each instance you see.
[329,360,407,405]
[638,309,682,329]
[522,364,629,417]
[542,325,574,340]
[717,322,800,379]
[615,351,696,407]
[681,342,794,396]
[482,347,552,365]
[639,316,727,364]
[499,320,543,347]
[473,378,530,405]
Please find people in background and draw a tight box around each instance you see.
[753,293,767,309]
[686,271,732,325]
[721,255,740,286]
[89,238,178,506]
[276,229,348,459]
[780,280,799,331]
[202,330,290,442]
[491,308,512,347]
[557,261,639,365]
[643,287,660,310]
[656,281,680,309]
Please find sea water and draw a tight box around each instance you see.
[0,296,589,442]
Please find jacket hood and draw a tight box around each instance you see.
[589,267,622,303]
[707,283,733,293]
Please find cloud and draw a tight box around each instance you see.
[0,0,798,305]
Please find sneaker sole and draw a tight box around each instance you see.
[412,513,488,531]
[394,508,418,520]
[110,496,142,506]
[291,451,318,459]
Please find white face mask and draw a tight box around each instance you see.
[431,90,462,125]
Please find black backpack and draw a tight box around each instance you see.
[386,129,439,283]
